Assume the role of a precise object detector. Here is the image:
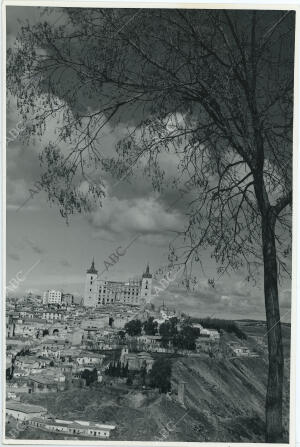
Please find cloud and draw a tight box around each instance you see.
[60,259,71,268]
[87,195,183,239]
[8,252,20,261]
[26,239,44,255]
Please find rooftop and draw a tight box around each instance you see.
[142,263,152,279]
[87,258,98,275]
[31,417,115,431]
[6,401,47,414]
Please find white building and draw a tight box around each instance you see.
[43,290,62,305]
[28,418,115,439]
[84,259,152,308]
[6,401,47,421]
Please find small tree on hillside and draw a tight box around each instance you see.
[149,358,172,393]
[81,368,98,386]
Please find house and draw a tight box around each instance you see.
[120,347,154,371]
[192,323,203,332]
[27,377,62,393]
[13,367,29,378]
[200,328,220,340]
[6,401,47,421]
[6,384,31,397]
[137,335,162,351]
[70,328,84,346]
[136,352,155,372]
[62,293,74,306]
[75,354,105,367]
[27,372,66,393]
[232,346,251,357]
[6,356,12,371]
[28,417,115,439]
[195,336,212,353]
[42,311,65,322]
[6,314,16,338]
[206,329,220,340]
[7,391,19,400]
[15,356,46,374]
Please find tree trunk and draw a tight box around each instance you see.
[262,211,284,443]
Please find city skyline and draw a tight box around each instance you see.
[6,6,292,323]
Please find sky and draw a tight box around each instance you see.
[5,6,292,321]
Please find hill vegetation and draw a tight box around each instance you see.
[194,318,247,340]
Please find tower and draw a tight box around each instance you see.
[140,264,152,303]
[84,258,99,307]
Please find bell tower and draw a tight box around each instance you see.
[140,263,152,304]
[84,258,98,307]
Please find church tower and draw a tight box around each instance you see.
[84,258,99,307]
[140,264,152,303]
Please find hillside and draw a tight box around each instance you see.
[16,321,290,442]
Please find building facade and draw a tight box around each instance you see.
[6,401,47,421]
[43,290,62,305]
[62,293,74,306]
[28,418,115,439]
[84,259,152,308]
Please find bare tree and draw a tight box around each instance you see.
[7,8,294,441]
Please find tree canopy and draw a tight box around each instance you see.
[125,319,142,336]
[143,317,158,335]
[7,9,293,277]
[149,357,172,393]
[7,8,295,442]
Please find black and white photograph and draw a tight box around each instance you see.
[4,3,297,445]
